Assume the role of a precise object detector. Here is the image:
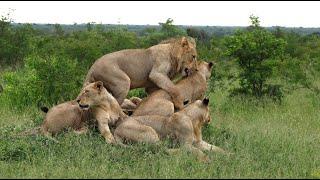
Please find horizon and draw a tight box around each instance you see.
[1,1,320,28]
[11,22,320,29]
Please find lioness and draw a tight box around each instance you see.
[132,61,214,117]
[76,81,128,144]
[121,97,142,115]
[114,98,226,161]
[83,36,198,110]
[17,100,93,142]
[40,100,93,136]
[20,98,137,140]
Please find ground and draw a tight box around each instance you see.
[0,89,319,178]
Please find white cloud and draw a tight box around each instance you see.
[0,1,319,27]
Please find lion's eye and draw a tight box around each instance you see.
[85,90,89,93]
[192,55,196,60]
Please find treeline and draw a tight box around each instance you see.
[12,22,320,37]
[0,14,319,110]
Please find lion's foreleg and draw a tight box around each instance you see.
[181,143,209,162]
[194,129,227,154]
[97,119,115,144]
[178,134,209,162]
[196,140,226,154]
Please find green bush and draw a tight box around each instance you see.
[2,55,84,109]
[0,14,34,67]
[224,15,286,99]
[127,88,147,99]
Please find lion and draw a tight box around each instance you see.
[114,98,226,161]
[132,60,214,117]
[76,81,128,144]
[120,97,142,115]
[19,81,127,144]
[16,100,94,142]
[40,100,94,136]
[83,36,198,110]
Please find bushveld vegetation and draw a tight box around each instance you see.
[0,12,319,178]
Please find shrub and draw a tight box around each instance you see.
[224,15,286,99]
[127,88,147,99]
[2,55,84,109]
[0,13,34,67]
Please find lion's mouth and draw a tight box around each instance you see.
[79,104,89,110]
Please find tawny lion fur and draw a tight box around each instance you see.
[132,60,214,117]
[16,100,94,140]
[76,81,128,144]
[20,98,140,141]
[114,98,226,161]
[121,97,142,115]
[83,36,198,110]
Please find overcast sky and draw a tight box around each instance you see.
[0,1,319,27]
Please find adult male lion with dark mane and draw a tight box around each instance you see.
[84,36,198,110]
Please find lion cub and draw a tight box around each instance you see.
[114,98,226,160]
[76,81,128,144]
[133,61,214,117]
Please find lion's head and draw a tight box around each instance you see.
[76,81,105,110]
[169,37,198,77]
[187,97,211,124]
[197,61,215,80]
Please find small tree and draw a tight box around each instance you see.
[54,24,64,37]
[159,18,186,38]
[141,18,186,47]
[187,27,210,43]
[224,15,286,98]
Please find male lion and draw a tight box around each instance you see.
[76,81,128,144]
[132,60,214,117]
[114,98,226,161]
[83,36,198,110]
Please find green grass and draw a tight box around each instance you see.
[0,89,319,178]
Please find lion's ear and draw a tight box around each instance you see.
[208,61,214,69]
[95,81,103,91]
[181,37,189,47]
[202,97,209,106]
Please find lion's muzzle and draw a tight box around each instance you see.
[77,99,89,110]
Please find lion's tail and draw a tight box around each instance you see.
[15,126,42,137]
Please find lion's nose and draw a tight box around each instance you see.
[184,68,189,74]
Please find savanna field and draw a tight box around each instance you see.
[0,16,320,178]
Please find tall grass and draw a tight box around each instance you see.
[0,88,319,178]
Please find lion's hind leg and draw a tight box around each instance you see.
[114,119,160,145]
[104,69,131,106]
